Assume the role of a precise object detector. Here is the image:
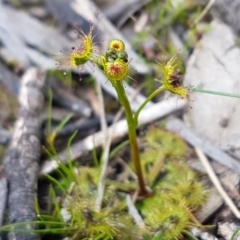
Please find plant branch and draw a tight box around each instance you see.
[134,86,165,126]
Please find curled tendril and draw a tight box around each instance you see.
[159,54,188,99]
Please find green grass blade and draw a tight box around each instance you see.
[66,130,78,179]
[183,230,199,240]
[192,88,240,99]
[47,88,53,134]
[45,174,66,194]
[109,140,129,159]
[231,227,240,240]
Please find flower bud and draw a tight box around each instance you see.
[106,48,117,57]
[95,55,106,70]
[104,59,128,81]
[117,51,128,63]
[108,39,125,52]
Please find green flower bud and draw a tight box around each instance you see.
[117,51,128,63]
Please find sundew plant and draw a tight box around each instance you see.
[49,20,207,239]
[55,19,189,195]
[0,19,210,240]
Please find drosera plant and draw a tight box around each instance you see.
[93,38,189,198]
[52,19,206,234]
[0,22,211,239]
[51,21,207,239]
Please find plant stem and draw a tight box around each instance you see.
[112,80,148,196]
[134,86,165,126]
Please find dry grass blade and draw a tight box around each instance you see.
[95,80,109,211]
[195,148,240,219]
[126,194,145,228]
[191,0,215,27]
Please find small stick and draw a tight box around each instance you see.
[95,79,109,211]
[126,194,145,228]
[191,0,215,28]
[195,148,240,219]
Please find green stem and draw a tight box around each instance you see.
[111,80,148,196]
[134,86,165,126]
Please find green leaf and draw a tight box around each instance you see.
[142,232,152,240]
